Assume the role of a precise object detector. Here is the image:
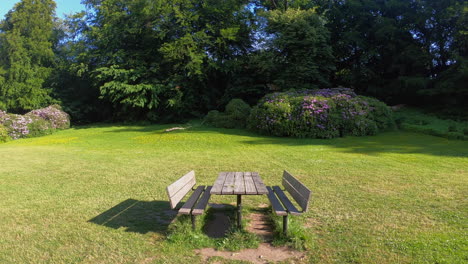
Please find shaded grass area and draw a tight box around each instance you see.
[0,122,467,263]
[395,108,468,140]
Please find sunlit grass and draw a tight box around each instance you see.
[0,122,467,263]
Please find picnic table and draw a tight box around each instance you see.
[210,172,268,228]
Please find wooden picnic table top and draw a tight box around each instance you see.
[210,172,269,195]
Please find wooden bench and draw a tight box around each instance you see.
[267,170,312,234]
[166,170,212,229]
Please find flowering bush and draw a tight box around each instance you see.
[0,113,33,140]
[0,105,70,141]
[26,104,70,129]
[248,88,395,138]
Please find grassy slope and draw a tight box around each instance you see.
[0,123,466,263]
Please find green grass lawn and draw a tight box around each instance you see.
[0,122,467,263]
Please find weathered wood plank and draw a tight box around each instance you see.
[233,172,245,194]
[211,172,227,194]
[282,171,311,212]
[166,172,197,209]
[272,186,301,215]
[244,172,257,194]
[252,172,268,194]
[166,170,196,197]
[192,186,212,215]
[178,186,205,215]
[266,186,287,216]
[221,172,235,194]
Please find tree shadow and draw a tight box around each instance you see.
[88,199,177,234]
[74,122,468,157]
[239,131,468,157]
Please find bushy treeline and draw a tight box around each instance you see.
[0,0,466,123]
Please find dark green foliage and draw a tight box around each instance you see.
[2,0,467,123]
[463,128,468,136]
[225,99,252,121]
[248,89,395,138]
[448,124,458,133]
[75,0,255,121]
[204,99,251,128]
[0,0,57,112]
[257,8,335,90]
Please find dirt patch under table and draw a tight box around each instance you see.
[196,204,305,263]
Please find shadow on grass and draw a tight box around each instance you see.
[88,199,177,234]
[75,122,468,157]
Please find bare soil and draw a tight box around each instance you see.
[195,244,305,264]
[196,204,305,263]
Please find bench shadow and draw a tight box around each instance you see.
[202,204,236,238]
[88,199,177,234]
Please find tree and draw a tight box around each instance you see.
[79,0,254,120]
[259,8,335,90]
[0,0,57,112]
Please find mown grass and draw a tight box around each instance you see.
[0,122,467,263]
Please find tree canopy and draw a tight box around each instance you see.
[0,0,56,112]
[0,0,466,121]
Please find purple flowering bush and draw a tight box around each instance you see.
[0,105,70,141]
[26,104,70,130]
[0,113,33,140]
[248,88,395,138]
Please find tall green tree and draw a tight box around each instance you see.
[260,7,335,90]
[0,0,57,112]
[79,0,253,120]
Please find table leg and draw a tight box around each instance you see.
[237,194,242,228]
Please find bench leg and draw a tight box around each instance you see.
[191,214,196,230]
[237,195,242,229]
[283,215,288,235]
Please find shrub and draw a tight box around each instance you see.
[26,116,54,137]
[463,128,468,136]
[225,99,251,121]
[248,88,395,138]
[26,104,70,129]
[447,123,457,132]
[0,113,33,139]
[0,105,70,140]
[0,124,10,142]
[204,99,251,129]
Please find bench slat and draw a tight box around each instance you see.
[282,171,311,212]
[166,171,196,209]
[266,186,287,216]
[178,186,205,215]
[192,186,212,215]
[272,186,301,216]
[167,170,196,197]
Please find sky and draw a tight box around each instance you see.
[0,0,85,19]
